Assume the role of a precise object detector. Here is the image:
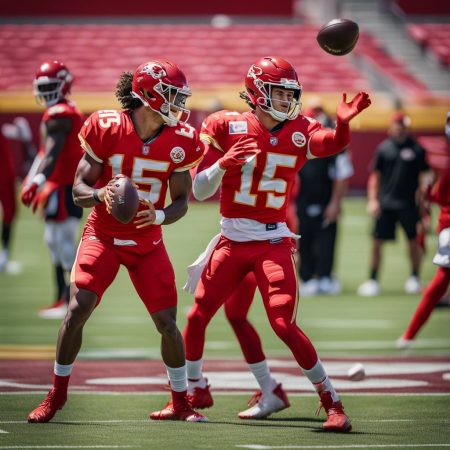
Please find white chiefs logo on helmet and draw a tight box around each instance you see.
[247,65,263,77]
[140,64,166,79]
[170,147,185,163]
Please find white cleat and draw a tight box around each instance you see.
[396,337,413,350]
[357,279,380,297]
[38,302,68,319]
[300,279,319,297]
[318,277,341,295]
[404,276,420,294]
[238,383,290,420]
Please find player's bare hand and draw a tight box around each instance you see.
[336,92,371,124]
[367,199,381,218]
[219,137,260,170]
[324,201,340,223]
[134,198,156,228]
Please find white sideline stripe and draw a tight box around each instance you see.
[0,447,135,449]
[2,418,450,425]
[236,445,450,449]
[1,391,450,397]
[0,429,8,434]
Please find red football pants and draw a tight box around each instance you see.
[184,236,318,370]
[404,267,450,340]
[224,272,265,364]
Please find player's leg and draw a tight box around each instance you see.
[40,218,81,319]
[298,215,319,296]
[28,236,120,423]
[0,180,16,271]
[358,210,393,296]
[184,237,249,406]
[254,240,351,431]
[398,228,450,347]
[224,272,289,419]
[317,221,340,294]
[224,272,263,363]
[130,243,206,422]
[399,208,421,294]
[398,267,450,347]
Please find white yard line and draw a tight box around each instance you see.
[236,445,450,449]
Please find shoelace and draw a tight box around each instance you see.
[247,391,263,407]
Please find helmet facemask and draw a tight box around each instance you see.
[33,77,67,107]
[132,81,191,127]
[254,80,302,122]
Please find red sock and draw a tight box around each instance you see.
[404,267,450,340]
[53,374,70,392]
[171,389,187,405]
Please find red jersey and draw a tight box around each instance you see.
[40,100,84,185]
[431,166,450,232]
[79,109,203,241]
[200,110,321,223]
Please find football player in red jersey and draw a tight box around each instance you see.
[20,61,84,318]
[27,60,206,424]
[397,112,450,349]
[183,56,370,431]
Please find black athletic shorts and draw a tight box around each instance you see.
[373,207,419,241]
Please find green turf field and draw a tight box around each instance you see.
[1,198,450,449]
[1,198,448,357]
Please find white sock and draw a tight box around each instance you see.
[302,359,339,402]
[166,365,187,393]
[186,359,207,391]
[54,361,74,377]
[248,360,277,396]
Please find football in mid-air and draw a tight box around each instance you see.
[110,175,140,224]
[316,18,359,56]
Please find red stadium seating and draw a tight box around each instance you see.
[0,24,370,93]
[354,33,428,95]
[408,24,450,66]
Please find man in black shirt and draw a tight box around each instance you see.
[358,113,431,296]
[296,103,353,296]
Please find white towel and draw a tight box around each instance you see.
[183,233,221,294]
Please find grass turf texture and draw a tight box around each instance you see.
[1,198,450,448]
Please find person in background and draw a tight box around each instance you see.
[296,101,353,296]
[20,61,84,319]
[358,113,431,297]
[397,112,450,348]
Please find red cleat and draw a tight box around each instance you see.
[317,391,352,432]
[188,381,214,409]
[27,388,67,423]
[149,398,207,422]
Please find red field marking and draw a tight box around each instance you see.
[1,357,449,394]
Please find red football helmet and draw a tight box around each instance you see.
[131,60,191,127]
[33,60,73,107]
[245,56,302,121]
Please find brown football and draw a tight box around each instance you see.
[316,18,359,56]
[110,175,140,224]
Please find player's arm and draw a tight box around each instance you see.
[134,170,192,228]
[38,118,72,179]
[20,117,71,206]
[193,138,259,201]
[309,92,371,159]
[72,153,111,209]
[367,171,381,218]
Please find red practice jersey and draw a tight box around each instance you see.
[200,110,321,223]
[431,166,450,232]
[79,109,203,241]
[40,100,85,185]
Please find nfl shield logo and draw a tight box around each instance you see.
[270,136,278,146]
[142,145,149,155]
